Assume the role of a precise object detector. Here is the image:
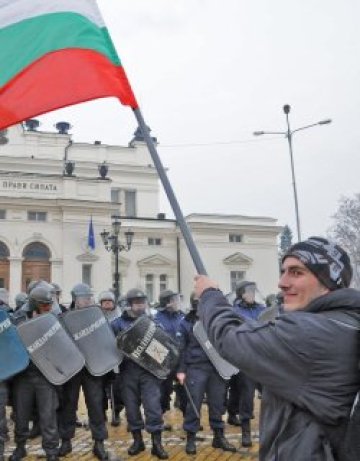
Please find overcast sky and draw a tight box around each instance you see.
[37,0,360,240]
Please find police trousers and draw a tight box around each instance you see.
[12,366,59,456]
[120,362,163,433]
[183,362,227,433]
[58,367,107,441]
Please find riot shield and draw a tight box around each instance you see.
[61,306,123,376]
[0,309,29,380]
[117,315,179,380]
[17,313,85,385]
[193,321,238,380]
[259,305,280,323]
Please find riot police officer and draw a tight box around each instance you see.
[51,283,67,313]
[154,290,184,428]
[227,281,265,447]
[14,293,27,312]
[10,285,59,461]
[111,289,168,459]
[176,293,236,455]
[98,290,123,427]
[57,283,109,460]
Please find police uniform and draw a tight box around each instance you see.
[111,291,168,460]
[154,307,185,414]
[57,283,108,461]
[0,381,8,461]
[9,286,59,461]
[177,309,236,455]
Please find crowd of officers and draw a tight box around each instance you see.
[0,278,272,461]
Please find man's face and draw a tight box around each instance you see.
[131,298,147,316]
[101,299,115,311]
[75,295,94,309]
[166,295,180,312]
[242,285,256,304]
[279,257,329,311]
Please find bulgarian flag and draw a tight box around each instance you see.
[0,0,138,129]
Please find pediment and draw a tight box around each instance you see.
[137,254,175,268]
[223,252,253,266]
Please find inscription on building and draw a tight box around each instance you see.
[1,180,58,192]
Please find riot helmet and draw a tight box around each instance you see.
[98,290,115,311]
[26,279,41,295]
[15,292,28,311]
[235,281,256,304]
[126,288,148,317]
[159,289,179,312]
[28,285,53,314]
[70,283,94,309]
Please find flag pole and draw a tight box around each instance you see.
[133,108,207,276]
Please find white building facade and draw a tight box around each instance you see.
[0,123,282,306]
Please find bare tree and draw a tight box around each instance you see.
[328,194,360,288]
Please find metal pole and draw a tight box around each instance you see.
[133,108,207,275]
[284,111,302,242]
[113,234,120,302]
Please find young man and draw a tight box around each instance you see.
[194,237,359,460]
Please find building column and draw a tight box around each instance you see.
[8,257,23,302]
[50,258,63,287]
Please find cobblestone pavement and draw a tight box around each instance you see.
[5,395,260,460]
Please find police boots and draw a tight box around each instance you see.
[212,428,237,452]
[58,439,72,457]
[128,430,145,456]
[151,431,169,459]
[9,444,27,461]
[93,440,108,460]
[241,420,253,447]
[185,432,197,455]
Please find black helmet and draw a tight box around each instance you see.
[15,292,28,310]
[235,281,255,299]
[28,286,53,312]
[71,283,92,300]
[126,288,147,305]
[159,289,177,308]
[190,292,199,310]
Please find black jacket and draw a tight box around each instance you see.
[198,288,360,461]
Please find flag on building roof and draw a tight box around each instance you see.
[0,0,138,129]
[87,216,95,250]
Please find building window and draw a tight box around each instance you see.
[229,234,243,243]
[82,264,92,286]
[23,242,50,260]
[148,237,162,246]
[124,190,136,217]
[145,274,154,303]
[0,210,5,219]
[111,188,121,204]
[28,211,47,222]
[110,189,137,217]
[230,270,245,292]
[159,274,168,292]
[0,242,9,259]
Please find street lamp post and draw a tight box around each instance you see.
[100,215,134,303]
[254,105,331,242]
